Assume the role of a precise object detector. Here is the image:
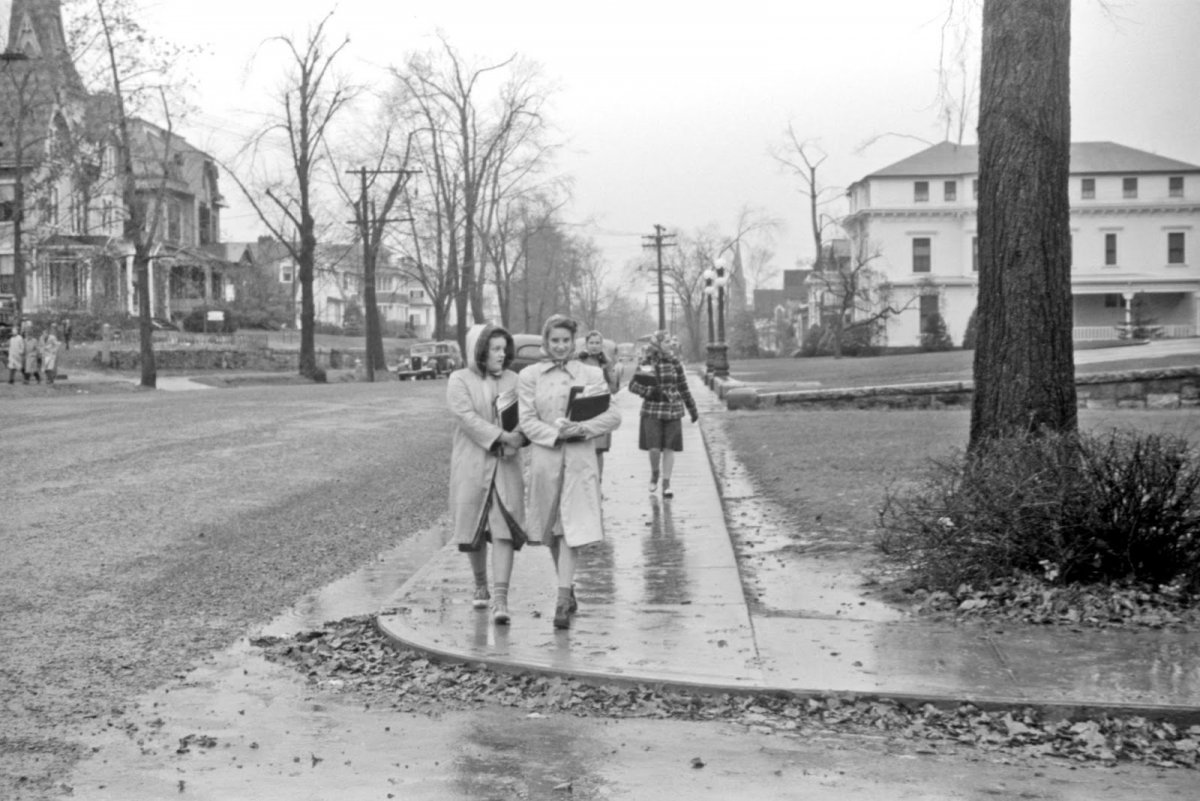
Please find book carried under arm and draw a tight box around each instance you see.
[629,364,658,389]
[496,390,519,432]
[565,384,611,422]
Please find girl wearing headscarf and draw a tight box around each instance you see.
[628,330,698,498]
[518,314,622,629]
[447,323,528,625]
[575,330,620,481]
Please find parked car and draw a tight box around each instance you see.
[408,340,463,376]
[510,333,545,372]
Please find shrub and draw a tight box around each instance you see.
[961,309,978,350]
[797,322,879,357]
[920,313,954,352]
[879,429,1200,593]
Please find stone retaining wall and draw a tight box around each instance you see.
[716,366,1200,412]
[95,347,366,372]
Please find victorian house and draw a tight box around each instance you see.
[0,0,235,320]
[842,141,1200,348]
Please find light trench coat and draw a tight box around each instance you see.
[6,334,24,370]
[447,366,528,548]
[518,360,622,548]
[40,333,59,372]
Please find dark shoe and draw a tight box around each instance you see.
[662,480,673,499]
[553,601,571,629]
[492,601,510,626]
[472,585,490,609]
[568,587,578,615]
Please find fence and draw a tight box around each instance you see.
[1073,324,1195,342]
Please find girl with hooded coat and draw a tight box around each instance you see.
[518,314,622,629]
[447,323,528,625]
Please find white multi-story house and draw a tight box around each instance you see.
[842,141,1200,347]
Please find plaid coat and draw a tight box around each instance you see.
[628,353,697,421]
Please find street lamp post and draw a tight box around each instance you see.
[709,258,729,379]
[702,269,716,382]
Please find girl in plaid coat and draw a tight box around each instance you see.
[627,331,698,498]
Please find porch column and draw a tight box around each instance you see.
[1122,291,1135,330]
[1193,292,1200,337]
[204,264,213,303]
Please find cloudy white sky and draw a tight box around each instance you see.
[134,0,1200,280]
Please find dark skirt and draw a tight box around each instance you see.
[638,416,683,452]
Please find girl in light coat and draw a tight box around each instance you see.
[6,329,25,384]
[447,323,527,624]
[518,314,621,629]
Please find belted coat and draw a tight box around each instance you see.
[518,359,621,548]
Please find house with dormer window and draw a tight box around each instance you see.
[842,141,1200,347]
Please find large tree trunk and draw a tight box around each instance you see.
[969,0,1076,448]
[134,249,156,388]
[298,219,318,379]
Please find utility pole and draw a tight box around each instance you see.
[347,166,418,381]
[641,224,676,332]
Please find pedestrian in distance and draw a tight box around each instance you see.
[518,314,622,629]
[447,323,529,625]
[575,329,620,482]
[61,317,72,350]
[40,324,60,385]
[628,330,699,499]
[7,327,25,384]
[23,326,41,384]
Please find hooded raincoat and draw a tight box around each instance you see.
[518,336,622,549]
[447,324,528,551]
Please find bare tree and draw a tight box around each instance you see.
[333,124,418,378]
[0,55,45,317]
[88,0,193,388]
[970,0,1075,446]
[810,238,920,357]
[934,0,982,144]
[770,130,842,272]
[229,14,355,380]
[484,192,566,331]
[390,37,555,351]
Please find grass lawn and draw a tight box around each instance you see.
[725,344,1199,390]
[722,407,1200,545]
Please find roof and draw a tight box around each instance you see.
[864,141,1200,180]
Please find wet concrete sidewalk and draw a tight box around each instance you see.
[378,379,1200,721]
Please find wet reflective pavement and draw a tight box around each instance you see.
[379,379,1200,719]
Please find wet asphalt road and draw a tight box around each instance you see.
[3,376,1198,799]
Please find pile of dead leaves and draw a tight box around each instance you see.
[906,575,1200,630]
[253,616,1199,770]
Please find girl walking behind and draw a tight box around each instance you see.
[628,330,699,498]
[575,330,620,482]
[447,323,528,625]
[23,327,41,384]
[40,325,60,385]
[519,315,622,629]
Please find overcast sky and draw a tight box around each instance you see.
[137,0,1200,280]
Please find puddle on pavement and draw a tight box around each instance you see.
[259,521,452,637]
